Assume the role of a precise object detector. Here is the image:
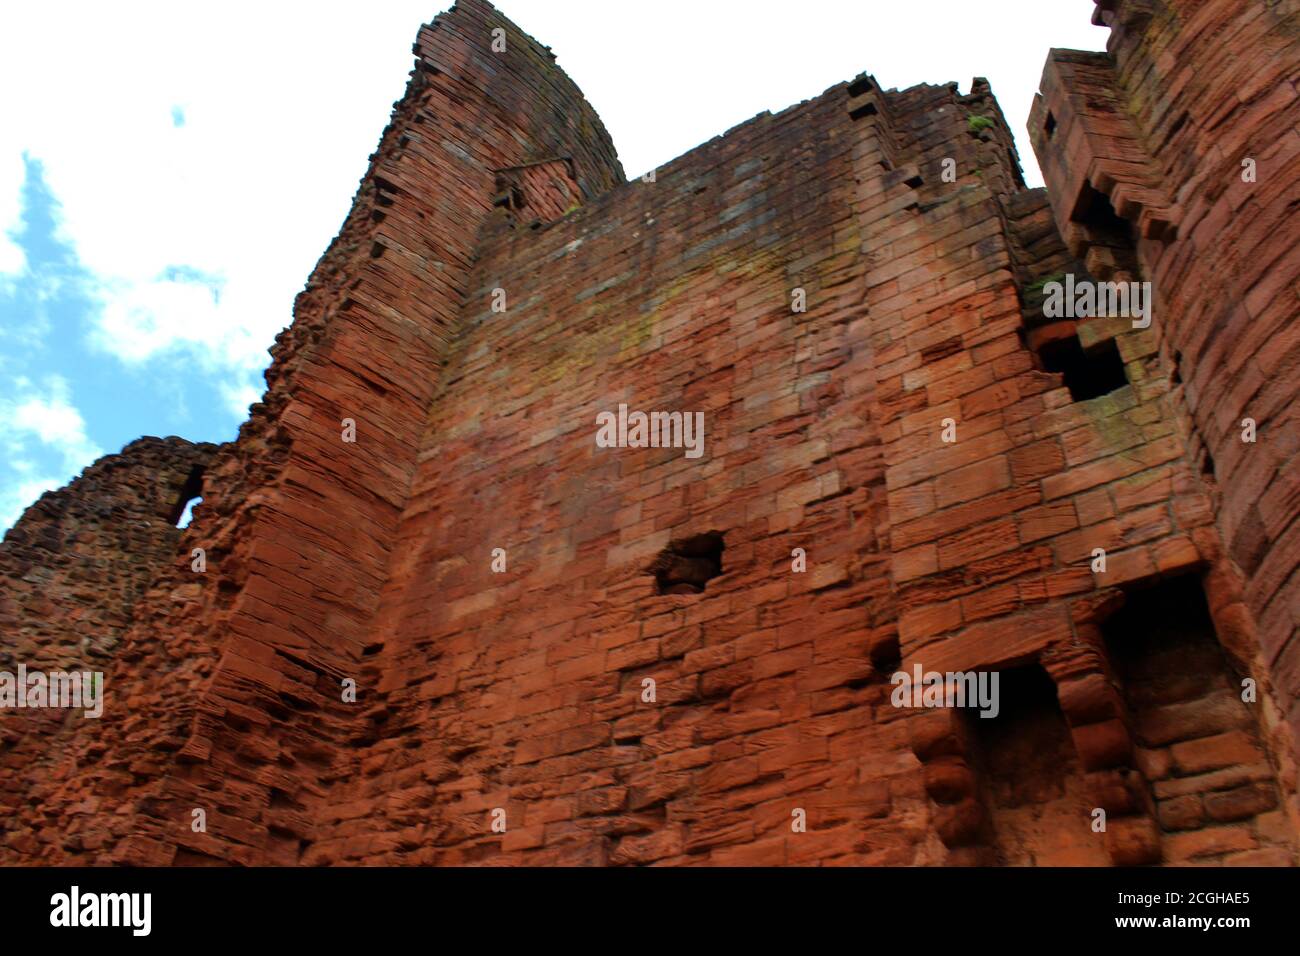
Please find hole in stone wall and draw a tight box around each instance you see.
[847,76,876,98]
[1045,112,1057,138]
[492,184,527,211]
[648,532,725,595]
[870,632,901,675]
[966,664,1111,865]
[1038,334,1128,402]
[168,465,205,527]
[1102,574,1281,845]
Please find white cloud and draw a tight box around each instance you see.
[0,476,63,533]
[0,0,444,395]
[220,381,263,420]
[0,375,103,532]
[4,374,103,473]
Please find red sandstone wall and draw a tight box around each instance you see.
[309,56,1295,863]
[0,436,216,857]
[0,436,215,670]
[2,0,1295,867]
[313,80,906,865]
[1030,0,1300,827]
[0,0,622,865]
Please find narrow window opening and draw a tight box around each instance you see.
[1044,112,1057,138]
[648,531,724,595]
[169,465,205,527]
[1038,334,1129,401]
[846,76,876,98]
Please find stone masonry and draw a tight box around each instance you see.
[1,0,1296,866]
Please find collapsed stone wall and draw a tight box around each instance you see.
[0,0,1295,866]
[0,436,215,669]
[0,436,216,857]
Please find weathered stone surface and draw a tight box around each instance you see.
[0,0,1295,866]
[0,436,217,855]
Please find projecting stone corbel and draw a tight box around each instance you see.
[909,707,998,865]
[1042,622,1162,865]
[1029,49,1180,266]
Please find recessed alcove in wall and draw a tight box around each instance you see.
[1070,183,1133,242]
[964,664,1111,865]
[1100,574,1282,847]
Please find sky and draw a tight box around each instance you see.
[0,0,1107,532]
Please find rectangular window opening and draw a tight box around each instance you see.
[1038,333,1129,402]
[648,531,724,595]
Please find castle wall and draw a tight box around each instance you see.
[310,80,915,865]
[2,0,1295,867]
[310,56,1295,863]
[1030,0,1300,814]
[0,436,215,857]
[0,0,623,864]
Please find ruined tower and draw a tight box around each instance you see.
[1,0,1296,867]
